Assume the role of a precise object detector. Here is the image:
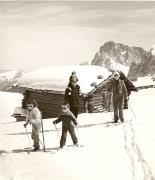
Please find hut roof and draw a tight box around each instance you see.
[17,65,111,93]
[88,75,155,96]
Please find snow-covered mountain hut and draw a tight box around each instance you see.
[15,66,112,118]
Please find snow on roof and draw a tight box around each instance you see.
[17,65,111,93]
[134,76,155,87]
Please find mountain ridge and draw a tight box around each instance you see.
[91,41,155,80]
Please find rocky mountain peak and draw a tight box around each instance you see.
[91,41,148,70]
[91,41,155,80]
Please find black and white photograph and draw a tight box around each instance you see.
[0,1,155,180]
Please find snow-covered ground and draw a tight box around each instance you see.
[0,89,155,180]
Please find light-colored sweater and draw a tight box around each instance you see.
[25,107,41,125]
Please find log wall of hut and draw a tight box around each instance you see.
[28,91,86,119]
[87,86,112,113]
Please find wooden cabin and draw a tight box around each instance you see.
[13,78,111,119]
[12,66,112,120]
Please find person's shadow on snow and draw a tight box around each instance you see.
[6,129,60,136]
[0,150,9,156]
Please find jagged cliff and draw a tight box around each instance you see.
[91,41,155,80]
[128,48,155,80]
[91,41,148,67]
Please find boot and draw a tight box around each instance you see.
[120,119,124,123]
[74,143,79,147]
[33,147,40,151]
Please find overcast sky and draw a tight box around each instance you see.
[0,1,155,70]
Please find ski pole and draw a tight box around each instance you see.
[41,114,45,152]
[76,125,81,145]
[54,124,60,141]
[25,126,32,148]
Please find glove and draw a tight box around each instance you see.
[23,123,27,128]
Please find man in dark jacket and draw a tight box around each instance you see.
[53,103,78,149]
[65,77,82,118]
[108,71,128,123]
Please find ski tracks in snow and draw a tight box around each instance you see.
[123,119,155,180]
[0,153,16,180]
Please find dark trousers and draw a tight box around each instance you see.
[60,126,78,147]
[70,107,79,118]
[113,96,124,122]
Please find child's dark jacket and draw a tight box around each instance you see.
[54,109,78,127]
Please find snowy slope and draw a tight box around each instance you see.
[0,70,25,91]
[17,65,111,93]
[0,70,18,81]
[0,89,155,180]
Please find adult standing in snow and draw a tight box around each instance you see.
[53,103,79,149]
[107,71,128,123]
[109,70,138,109]
[23,98,41,151]
[65,77,83,118]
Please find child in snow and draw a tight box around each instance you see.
[23,98,41,151]
[53,103,79,149]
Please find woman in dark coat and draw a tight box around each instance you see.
[65,77,82,118]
